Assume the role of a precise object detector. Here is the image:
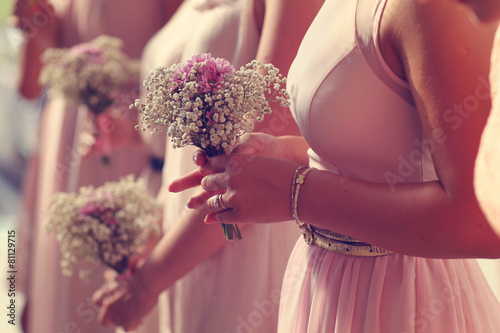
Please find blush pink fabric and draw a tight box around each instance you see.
[280,0,500,332]
[18,1,165,332]
[149,0,300,332]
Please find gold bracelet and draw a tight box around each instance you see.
[291,166,316,239]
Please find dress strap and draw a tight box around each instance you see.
[355,0,415,107]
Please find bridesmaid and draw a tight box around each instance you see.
[172,0,500,332]
[92,0,324,332]
[13,0,179,332]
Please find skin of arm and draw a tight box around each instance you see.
[14,0,59,99]
[173,0,500,259]
[94,0,324,329]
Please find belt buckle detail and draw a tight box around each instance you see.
[302,224,314,245]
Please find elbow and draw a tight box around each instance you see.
[474,237,500,259]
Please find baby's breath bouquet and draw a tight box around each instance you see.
[45,175,162,281]
[39,35,140,115]
[134,53,290,240]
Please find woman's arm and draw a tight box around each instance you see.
[96,206,233,330]
[177,0,500,259]
[14,0,59,99]
[161,0,184,23]
[95,0,324,328]
[292,0,500,258]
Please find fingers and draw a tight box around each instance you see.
[92,280,122,307]
[168,169,205,192]
[97,288,127,327]
[230,134,260,155]
[92,269,122,306]
[92,286,109,307]
[103,269,118,282]
[205,208,240,224]
[192,149,208,166]
[201,172,229,192]
[187,189,220,209]
[98,303,116,327]
[169,156,229,192]
[207,193,230,212]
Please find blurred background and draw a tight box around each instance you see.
[0,0,37,332]
[0,2,499,333]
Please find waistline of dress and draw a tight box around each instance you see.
[302,225,394,257]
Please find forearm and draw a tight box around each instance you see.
[136,206,245,296]
[275,135,309,165]
[298,169,500,259]
[17,13,58,99]
[18,39,45,99]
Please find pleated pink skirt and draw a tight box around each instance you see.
[278,238,500,332]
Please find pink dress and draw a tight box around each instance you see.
[279,0,500,332]
[152,0,299,332]
[19,1,165,332]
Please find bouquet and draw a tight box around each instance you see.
[133,53,290,240]
[45,175,162,281]
[39,34,140,115]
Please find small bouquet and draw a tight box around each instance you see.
[39,34,140,115]
[133,53,290,240]
[46,175,162,281]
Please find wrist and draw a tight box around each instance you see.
[276,136,309,164]
[290,166,317,242]
[133,262,160,299]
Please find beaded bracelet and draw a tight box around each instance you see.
[291,166,316,229]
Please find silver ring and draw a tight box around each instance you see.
[215,193,228,210]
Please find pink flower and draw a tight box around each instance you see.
[205,108,224,126]
[79,202,99,216]
[187,53,212,67]
[68,43,105,64]
[214,57,233,74]
[170,64,191,88]
[198,69,224,93]
[206,108,216,126]
[103,215,119,226]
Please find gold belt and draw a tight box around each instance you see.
[302,225,394,257]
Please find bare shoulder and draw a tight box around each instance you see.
[381,0,498,193]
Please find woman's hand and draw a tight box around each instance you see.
[12,0,57,44]
[91,269,123,307]
[15,0,59,98]
[93,269,158,331]
[170,153,301,224]
[179,133,309,190]
[80,108,143,157]
[189,133,281,168]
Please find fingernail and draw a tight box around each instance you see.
[204,214,217,224]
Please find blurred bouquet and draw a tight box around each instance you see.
[39,34,140,115]
[133,53,290,240]
[46,175,162,281]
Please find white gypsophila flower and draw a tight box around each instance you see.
[133,54,290,157]
[39,35,140,115]
[45,175,162,281]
